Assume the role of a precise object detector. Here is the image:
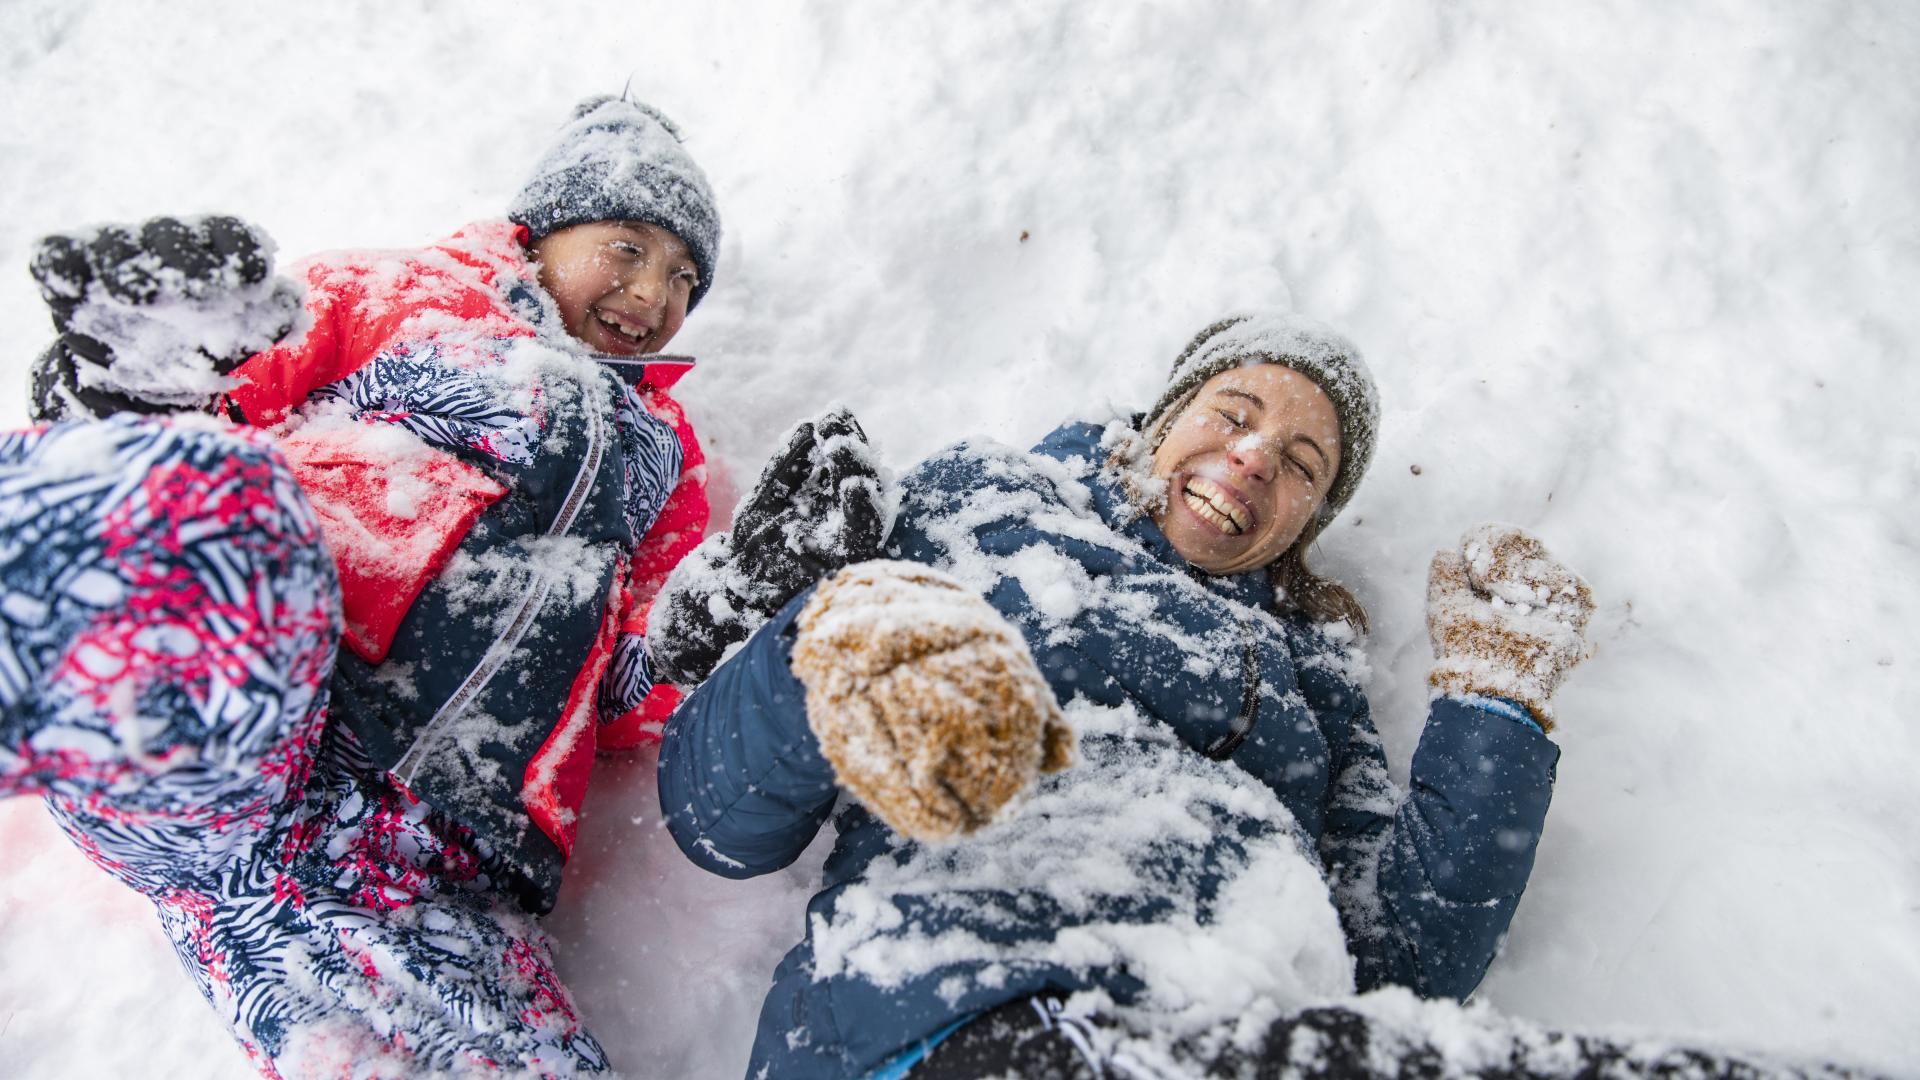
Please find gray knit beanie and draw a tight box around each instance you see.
[1144,311,1380,528]
[509,96,721,310]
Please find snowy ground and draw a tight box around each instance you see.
[2,2,1917,1077]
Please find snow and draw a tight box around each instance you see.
[2,2,1917,1078]
[806,697,1357,1056]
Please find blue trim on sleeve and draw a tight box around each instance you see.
[866,1014,977,1080]
[1452,693,1544,734]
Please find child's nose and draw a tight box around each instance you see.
[622,267,669,310]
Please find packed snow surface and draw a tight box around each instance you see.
[807,696,1357,1050]
[2,2,1917,1077]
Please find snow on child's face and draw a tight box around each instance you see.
[1150,364,1340,576]
[531,221,698,356]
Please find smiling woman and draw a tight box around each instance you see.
[646,311,1654,1078]
[1134,314,1379,628]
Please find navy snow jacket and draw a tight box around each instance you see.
[658,421,1560,1079]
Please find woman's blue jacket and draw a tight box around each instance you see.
[658,421,1559,1079]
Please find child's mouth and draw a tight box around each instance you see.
[1182,475,1251,536]
[594,308,653,349]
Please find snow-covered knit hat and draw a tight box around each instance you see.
[510,96,721,309]
[1144,311,1380,529]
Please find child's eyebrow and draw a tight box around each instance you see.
[614,221,697,270]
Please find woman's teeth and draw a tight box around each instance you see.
[1183,476,1249,535]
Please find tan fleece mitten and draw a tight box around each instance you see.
[790,560,1074,842]
[1427,524,1595,731]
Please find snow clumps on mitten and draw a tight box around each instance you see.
[1427,524,1595,730]
[790,561,1074,842]
[29,215,303,419]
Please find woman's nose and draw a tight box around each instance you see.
[1226,440,1276,483]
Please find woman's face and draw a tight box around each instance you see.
[1149,364,1342,575]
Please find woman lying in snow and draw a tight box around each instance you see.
[649,314,1853,1080]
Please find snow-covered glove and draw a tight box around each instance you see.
[790,561,1075,842]
[1427,524,1595,731]
[27,215,302,421]
[648,407,888,684]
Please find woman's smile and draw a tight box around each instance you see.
[1178,473,1255,535]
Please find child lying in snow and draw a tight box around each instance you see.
[0,96,734,1077]
[651,315,1859,1078]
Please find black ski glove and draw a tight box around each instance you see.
[647,407,889,685]
[27,215,301,422]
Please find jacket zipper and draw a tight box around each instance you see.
[1205,614,1261,761]
[392,370,609,786]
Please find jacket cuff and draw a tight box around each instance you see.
[1449,693,1544,735]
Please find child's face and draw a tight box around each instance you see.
[531,221,698,356]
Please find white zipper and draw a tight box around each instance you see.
[392,370,609,786]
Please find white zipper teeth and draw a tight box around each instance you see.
[392,373,609,786]
[394,575,556,785]
[545,387,605,540]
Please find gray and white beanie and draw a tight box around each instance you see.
[509,95,722,309]
[1144,311,1380,529]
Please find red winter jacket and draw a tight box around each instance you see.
[222,222,707,902]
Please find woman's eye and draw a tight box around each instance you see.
[1289,457,1315,482]
[1213,409,1247,429]
[610,241,644,258]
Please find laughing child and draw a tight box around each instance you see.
[0,95,733,1076]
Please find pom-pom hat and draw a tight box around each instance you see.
[1144,311,1379,532]
[510,95,721,309]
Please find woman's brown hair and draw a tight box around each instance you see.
[1269,533,1369,633]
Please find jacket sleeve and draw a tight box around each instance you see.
[222,258,362,426]
[599,387,712,750]
[1313,671,1560,1000]
[653,442,1037,877]
[655,589,840,878]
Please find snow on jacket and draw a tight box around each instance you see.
[657,420,1559,1079]
[225,221,709,913]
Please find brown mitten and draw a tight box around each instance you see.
[790,561,1074,841]
[1427,524,1595,731]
